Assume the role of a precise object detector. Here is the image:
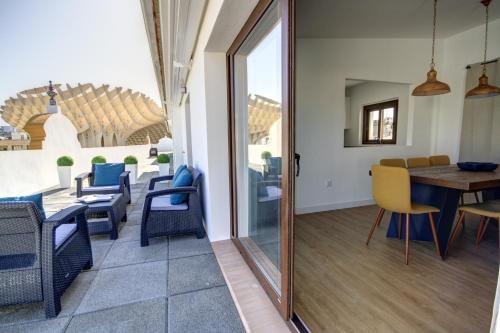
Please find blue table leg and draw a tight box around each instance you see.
[386,183,461,259]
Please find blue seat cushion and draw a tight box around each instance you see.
[171,168,193,205]
[94,163,125,186]
[55,224,77,249]
[0,253,36,270]
[173,165,187,183]
[0,193,46,220]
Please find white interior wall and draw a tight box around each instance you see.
[295,38,438,213]
[295,19,500,214]
[345,81,412,147]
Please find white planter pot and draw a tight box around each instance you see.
[125,164,138,185]
[57,166,72,188]
[158,163,170,176]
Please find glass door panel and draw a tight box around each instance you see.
[233,0,283,293]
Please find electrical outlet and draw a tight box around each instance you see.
[326,180,333,187]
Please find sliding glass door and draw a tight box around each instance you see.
[227,0,293,318]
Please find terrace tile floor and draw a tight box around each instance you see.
[0,172,245,333]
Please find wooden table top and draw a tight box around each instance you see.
[409,165,500,191]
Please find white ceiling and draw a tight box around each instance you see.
[297,0,500,38]
[345,79,365,88]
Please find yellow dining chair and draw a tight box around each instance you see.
[406,157,430,169]
[448,200,500,253]
[366,165,441,264]
[429,155,450,166]
[380,158,407,168]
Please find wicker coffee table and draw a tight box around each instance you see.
[85,193,127,240]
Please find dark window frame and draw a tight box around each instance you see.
[362,99,398,145]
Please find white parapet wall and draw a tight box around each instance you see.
[0,113,161,196]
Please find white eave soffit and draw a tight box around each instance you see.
[160,0,206,107]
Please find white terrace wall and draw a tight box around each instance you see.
[0,113,157,196]
[175,0,258,241]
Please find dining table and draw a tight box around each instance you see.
[384,165,500,258]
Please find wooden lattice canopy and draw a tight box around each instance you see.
[0,83,170,148]
[248,94,281,144]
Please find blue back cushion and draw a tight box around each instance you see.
[173,165,187,183]
[0,193,46,220]
[171,168,193,205]
[249,168,267,197]
[94,163,125,186]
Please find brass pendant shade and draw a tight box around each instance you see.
[465,0,500,99]
[412,67,451,96]
[465,73,500,98]
[412,0,450,97]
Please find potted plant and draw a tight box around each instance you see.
[56,156,74,188]
[124,155,138,185]
[157,154,170,176]
[261,151,272,173]
[91,155,106,164]
[261,151,272,162]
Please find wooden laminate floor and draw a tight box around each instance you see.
[293,205,499,333]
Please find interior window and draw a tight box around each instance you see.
[362,100,398,144]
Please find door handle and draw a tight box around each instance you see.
[295,153,301,177]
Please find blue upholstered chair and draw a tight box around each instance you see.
[266,157,282,179]
[75,163,130,204]
[141,166,205,246]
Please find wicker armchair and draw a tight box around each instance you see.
[75,163,131,204]
[0,202,92,318]
[141,167,205,246]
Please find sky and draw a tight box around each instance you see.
[0,0,160,126]
[247,22,282,103]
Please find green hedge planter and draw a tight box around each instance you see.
[91,156,106,164]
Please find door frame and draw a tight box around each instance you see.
[226,0,295,320]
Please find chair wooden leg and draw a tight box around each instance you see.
[474,191,480,203]
[475,216,485,246]
[377,209,385,227]
[405,213,410,265]
[398,213,402,239]
[498,219,500,250]
[428,212,441,257]
[366,208,385,245]
[449,211,466,248]
[477,217,490,247]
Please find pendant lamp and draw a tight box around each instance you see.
[412,0,451,96]
[465,0,500,99]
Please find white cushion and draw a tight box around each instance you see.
[55,224,77,249]
[258,186,282,203]
[151,195,188,211]
[84,185,120,191]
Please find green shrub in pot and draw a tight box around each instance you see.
[56,156,74,167]
[157,154,170,164]
[261,151,272,160]
[91,155,106,164]
[124,155,138,184]
[124,155,138,164]
[56,156,74,188]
